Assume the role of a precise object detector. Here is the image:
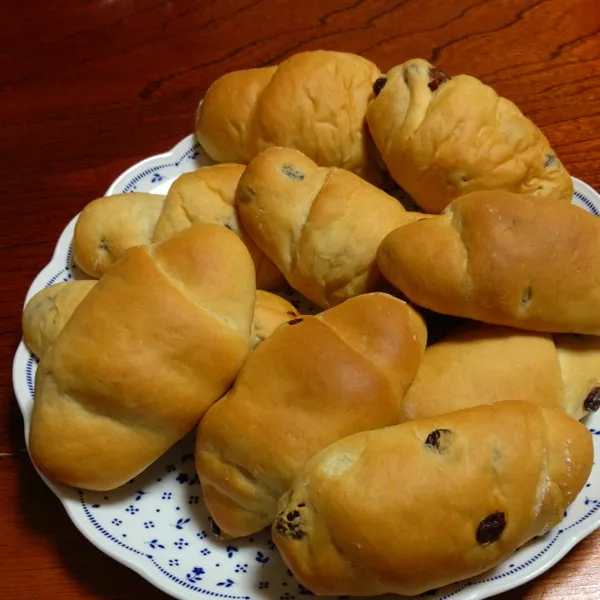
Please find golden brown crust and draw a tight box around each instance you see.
[367,59,573,213]
[251,290,299,348]
[73,192,166,277]
[22,280,97,359]
[23,284,296,362]
[195,51,383,182]
[29,224,256,491]
[401,323,600,422]
[378,190,600,334]
[237,147,430,308]
[72,165,283,289]
[273,401,593,596]
[154,163,283,289]
[194,293,427,538]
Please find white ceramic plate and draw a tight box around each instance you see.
[13,134,600,600]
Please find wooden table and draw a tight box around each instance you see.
[1,1,599,598]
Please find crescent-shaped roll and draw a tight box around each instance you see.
[400,323,600,422]
[22,281,297,358]
[366,58,573,213]
[29,224,256,491]
[195,50,383,182]
[72,164,282,288]
[273,401,593,596]
[377,190,600,334]
[237,146,431,308]
[195,293,427,539]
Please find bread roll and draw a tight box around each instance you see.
[366,58,573,213]
[237,147,431,308]
[378,190,600,334]
[195,50,383,182]
[30,224,256,491]
[195,293,427,539]
[73,192,166,277]
[22,280,97,359]
[22,281,295,358]
[401,323,600,422]
[72,164,282,288]
[273,401,593,596]
[251,290,299,348]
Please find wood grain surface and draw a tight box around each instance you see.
[1,0,599,598]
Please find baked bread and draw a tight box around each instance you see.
[73,164,282,288]
[29,224,256,491]
[237,147,431,308]
[401,323,600,422]
[273,401,593,596]
[22,280,97,358]
[153,165,282,288]
[195,293,427,539]
[22,281,295,357]
[251,290,299,348]
[366,58,573,213]
[73,192,166,277]
[378,190,600,334]
[195,50,383,182]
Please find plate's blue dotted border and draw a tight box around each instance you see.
[121,143,201,193]
[23,165,600,600]
[79,493,250,600]
[574,190,599,216]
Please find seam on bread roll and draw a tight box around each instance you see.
[149,244,242,333]
[446,204,474,298]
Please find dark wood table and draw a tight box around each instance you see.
[1,1,599,598]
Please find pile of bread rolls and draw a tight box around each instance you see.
[22,50,598,597]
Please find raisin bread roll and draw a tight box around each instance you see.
[30,224,256,491]
[73,192,166,277]
[274,401,593,596]
[195,293,427,539]
[237,147,431,308]
[378,191,600,334]
[195,50,383,183]
[22,281,295,358]
[401,323,600,422]
[73,164,282,288]
[366,58,573,213]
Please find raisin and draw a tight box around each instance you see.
[544,154,556,168]
[476,511,506,544]
[275,516,306,541]
[281,165,306,181]
[288,318,303,325]
[584,387,600,412]
[521,285,532,308]
[287,510,300,521]
[373,77,387,97]
[425,429,451,452]
[428,67,449,92]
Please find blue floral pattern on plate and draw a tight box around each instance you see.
[12,134,600,600]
